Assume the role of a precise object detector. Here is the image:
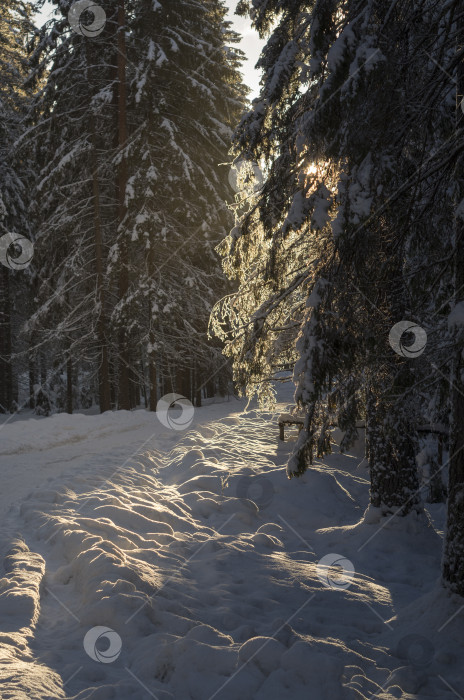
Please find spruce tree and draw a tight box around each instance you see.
[26,0,119,412]
[26,0,246,412]
[215,0,456,517]
[443,1,464,594]
[0,0,33,412]
[111,0,247,408]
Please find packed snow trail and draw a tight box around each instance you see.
[0,393,463,699]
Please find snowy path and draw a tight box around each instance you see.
[0,397,463,699]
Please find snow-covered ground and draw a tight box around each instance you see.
[0,384,463,700]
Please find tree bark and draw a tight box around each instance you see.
[90,115,111,412]
[40,351,46,386]
[147,232,157,411]
[177,365,190,398]
[139,352,148,408]
[66,354,73,414]
[443,9,464,592]
[206,378,215,399]
[28,354,35,409]
[194,364,202,407]
[130,365,140,407]
[0,266,12,412]
[116,0,131,410]
[149,341,157,411]
[368,396,421,515]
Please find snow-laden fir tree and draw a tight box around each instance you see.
[26,0,246,411]
[26,1,123,412]
[115,0,247,409]
[289,0,456,514]
[0,0,33,412]
[442,2,464,595]
[214,0,456,516]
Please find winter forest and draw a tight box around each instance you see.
[1,0,464,698]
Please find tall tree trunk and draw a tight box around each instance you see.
[40,351,46,386]
[149,341,157,411]
[427,434,446,504]
[167,365,175,394]
[0,266,12,412]
[140,352,148,408]
[366,285,422,518]
[206,378,215,399]
[130,365,140,407]
[116,0,131,410]
[28,353,35,409]
[194,363,202,407]
[90,115,111,413]
[66,353,73,414]
[109,351,116,409]
[159,366,167,398]
[147,240,157,411]
[443,11,464,593]
[368,391,421,515]
[85,38,111,414]
[177,365,190,398]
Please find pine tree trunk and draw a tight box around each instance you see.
[443,300,464,591]
[66,354,73,414]
[443,12,464,592]
[428,436,446,503]
[367,376,421,515]
[149,345,157,411]
[116,0,131,410]
[218,366,228,397]
[40,351,46,386]
[11,365,17,408]
[206,378,215,399]
[177,366,190,398]
[194,364,202,407]
[158,367,165,399]
[139,352,147,408]
[28,355,35,409]
[147,234,157,411]
[0,266,12,412]
[109,352,116,409]
[90,114,111,413]
[164,365,175,394]
[130,365,140,407]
